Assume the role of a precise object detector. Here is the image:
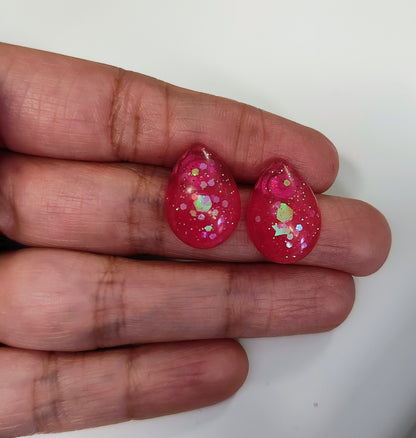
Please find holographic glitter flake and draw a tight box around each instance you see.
[193,195,212,212]
[296,224,303,231]
[272,223,291,237]
[191,168,199,176]
[284,179,291,186]
[276,203,293,223]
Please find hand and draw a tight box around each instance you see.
[0,43,390,437]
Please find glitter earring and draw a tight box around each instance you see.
[246,160,321,264]
[165,144,241,249]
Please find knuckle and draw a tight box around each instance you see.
[221,266,276,338]
[32,353,66,433]
[123,348,142,420]
[91,256,128,348]
[222,266,244,338]
[232,104,267,171]
[107,69,173,165]
[123,165,167,254]
[108,68,143,162]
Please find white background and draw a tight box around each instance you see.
[1,1,415,437]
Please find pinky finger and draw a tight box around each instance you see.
[0,340,247,437]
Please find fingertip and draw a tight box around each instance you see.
[180,340,248,409]
[364,206,392,276]
[207,339,249,399]
[348,201,392,276]
[320,271,356,331]
[307,196,391,276]
[315,129,340,190]
[261,114,340,193]
[295,126,339,193]
[135,340,249,419]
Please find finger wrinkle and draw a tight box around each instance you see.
[125,165,167,255]
[221,266,240,338]
[123,347,141,421]
[108,68,169,166]
[222,266,275,338]
[92,256,128,349]
[231,104,268,175]
[108,67,133,162]
[161,81,173,164]
[32,352,65,434]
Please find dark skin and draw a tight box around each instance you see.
[0,43,391,437]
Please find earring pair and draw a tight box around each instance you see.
[165,144,320,264]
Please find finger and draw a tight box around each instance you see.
[0,248,354,351]
[0,340,247,436]
[0,154,391,276]
[0,43,338,191]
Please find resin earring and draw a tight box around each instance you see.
[165,144,241,249]
[247,160,321,264]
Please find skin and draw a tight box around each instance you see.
[0,43,391,437]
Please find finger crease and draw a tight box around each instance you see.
[32,352,65,433]
[108,67,141,162]
[124,348,139,421]
[92,257,128,348]
[222,267,238,338]
[161,82,173,165]
[125,166,167,254]
[233,104,247,162]
[257,107,267,165]
[126,169,146,252]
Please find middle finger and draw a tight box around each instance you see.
[0,153,390,276]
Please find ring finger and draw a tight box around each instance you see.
[0,248,354,352]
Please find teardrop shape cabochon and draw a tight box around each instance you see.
[247,161,321,263]
[165,144,241,249]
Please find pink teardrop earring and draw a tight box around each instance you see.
[246,160,321,264]
[165,144,241,249]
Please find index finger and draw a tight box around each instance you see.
[0,43,338,191]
